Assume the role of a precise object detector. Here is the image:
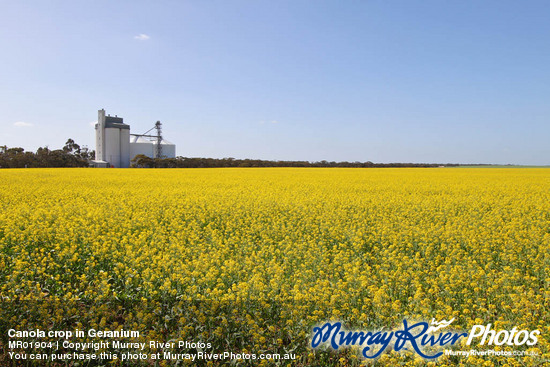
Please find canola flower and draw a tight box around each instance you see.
[0,167,549,366]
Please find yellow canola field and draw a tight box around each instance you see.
[0,168,549,366]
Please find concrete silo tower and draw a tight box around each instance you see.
[95,109,130,168]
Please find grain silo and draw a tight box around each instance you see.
[153,139,176,158]
[93,109,177,167]
[130,135,155,158]
[94,109,130,168]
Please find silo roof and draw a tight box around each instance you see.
[152,138,175,145]
[105,122,130,130]
[131,136,153,143]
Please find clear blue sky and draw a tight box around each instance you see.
[1,0,549,164]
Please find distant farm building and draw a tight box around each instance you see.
[92,109,176,168]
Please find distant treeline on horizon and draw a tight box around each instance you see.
[0,143,495,168]
[130,154,464,168]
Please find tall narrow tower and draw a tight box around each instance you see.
[95,109,106,162]
[95,109,131,167]
[155,121,162,158]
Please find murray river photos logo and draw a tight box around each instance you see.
[310,318,540,359]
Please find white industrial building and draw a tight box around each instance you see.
[129,135,176,160]
[93,109,176,168]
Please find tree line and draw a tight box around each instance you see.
[131,155,461,168]
[0,139,94,168]
[1,141,468,168]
